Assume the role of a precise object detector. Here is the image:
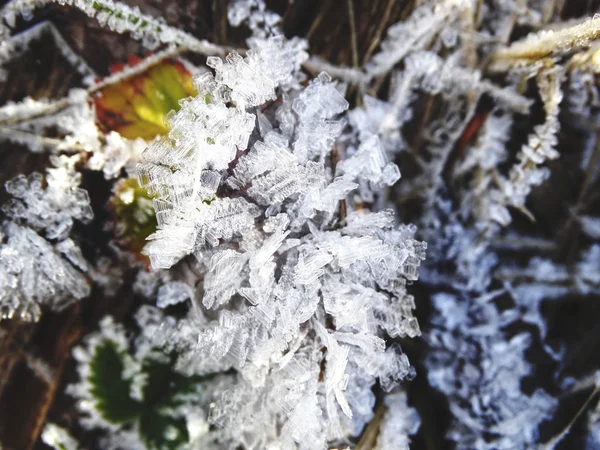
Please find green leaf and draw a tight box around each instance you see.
[139,413,189,450]
[88,341,215,449]
[88,341,143,424]
[137,355,214,449]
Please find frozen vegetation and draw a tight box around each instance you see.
[0,0,599,449]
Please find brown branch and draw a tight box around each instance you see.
[347,0,359,68]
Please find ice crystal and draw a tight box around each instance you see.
[41,423,80,450]
[228,0,282,38]
[0,223,90,321]
[0,156,92,321]
[3,156,93,240]
[375,391,421,450]
[88,132,147,179]
[134,36,426,448]
[367,0,471,78]
[426,288,558,450]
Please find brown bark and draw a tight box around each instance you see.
[0,306,83,450]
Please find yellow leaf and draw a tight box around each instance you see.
[94,57,196,140]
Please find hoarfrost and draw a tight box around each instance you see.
[133,36,426,448]
[0,156,92,321]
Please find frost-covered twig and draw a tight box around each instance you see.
[495,65,564,225]
[0,126,85,153]
[0,21,96,82]
[304,56,368,86]
[493,14,600,64]
[0,0,229,55]
[367,0,471,78]
[541,385,599,450]
[401,51,532,113]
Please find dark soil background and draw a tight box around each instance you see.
[1,1,600,449]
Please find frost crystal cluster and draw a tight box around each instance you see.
[136,35,426,448]
[0,155,92,321]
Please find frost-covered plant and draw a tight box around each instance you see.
[0,154,92,321]
[135,33,426,448]
[426,289,558,449]
[374,391,421,450]
[67,313,222,450]
[1,0,600,448]
[0,0,429,446]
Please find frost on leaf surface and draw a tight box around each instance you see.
[67,313,221,450]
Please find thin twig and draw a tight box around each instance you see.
[347,0,360,67]
[540,385,599,450]
[331,145,347,223]
[0,126,87,152]
[362,0,395,66]
[212,0,228,45]
[575,130,600,209]
[557,128,600,257]
[542,0,557,25]
[355,402,387,450]
[306,0,333,41]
